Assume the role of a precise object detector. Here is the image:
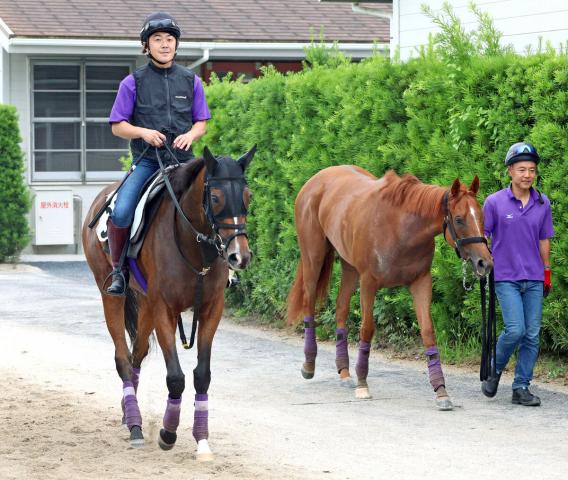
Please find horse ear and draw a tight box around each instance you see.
[451,178,461,197]
[469,175,480,195]
[237,144,257,172]
[203,146,218,174]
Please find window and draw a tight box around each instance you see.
[32,62,132,182]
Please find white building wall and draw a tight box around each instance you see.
[7,53,141,254]
[396,0,568,60]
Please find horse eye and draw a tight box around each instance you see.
[211,195,219,204]
[455,217,465,225]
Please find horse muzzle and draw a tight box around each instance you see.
[469,251,493,277]
[225,235,253,271]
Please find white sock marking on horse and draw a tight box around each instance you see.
[196,439,214,461]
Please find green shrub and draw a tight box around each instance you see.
[0,105,30,261]
[204,6,568,356]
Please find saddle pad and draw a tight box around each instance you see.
[95,173,165,246]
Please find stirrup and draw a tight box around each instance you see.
[104,268,128,296]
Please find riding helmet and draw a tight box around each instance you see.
[504,142,540,166]
[140,12,181,44]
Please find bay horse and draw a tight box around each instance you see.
[82,146,255,458]
[287,166,493,410]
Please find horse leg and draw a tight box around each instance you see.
[335,260,359,385]
[125,296,154,417]
[355,275,378,399]
[192,294,224,462]
[101,295,144,446]
[300,245,333,380]
[409,272,453,411]
[153,304,186,451]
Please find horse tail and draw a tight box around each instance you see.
[287,247,335,326]
[124,286,138,346]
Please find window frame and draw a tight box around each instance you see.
[31,59,134,183]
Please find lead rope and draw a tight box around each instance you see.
[480,269,496,381]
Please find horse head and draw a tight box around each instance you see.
[443,176,493,277]
[203,145,256,271]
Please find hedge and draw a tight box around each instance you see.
[198,9,568,356]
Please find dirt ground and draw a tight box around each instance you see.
[1,262,568,480]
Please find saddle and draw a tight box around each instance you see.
[96,171,166,259]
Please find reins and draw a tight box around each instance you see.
[155,143,247,350]
[154,145,216,350]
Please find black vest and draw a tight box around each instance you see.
[131,62,195,162]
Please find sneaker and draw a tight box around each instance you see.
[512,388,541,406]
[481,372,502,398]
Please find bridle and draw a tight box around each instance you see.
[203,173,249,254]
[442,190,496,383]
[442,190,487,260]
[155,146,250,351]
[155,146,248,272]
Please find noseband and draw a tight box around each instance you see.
[442,190,487,259]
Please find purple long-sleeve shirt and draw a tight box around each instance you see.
[483,187,554,281]
[109,72,211,124]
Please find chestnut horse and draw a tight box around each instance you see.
[82,146,255,458]
[287,166,493,410]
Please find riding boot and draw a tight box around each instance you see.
[106,220,130,296]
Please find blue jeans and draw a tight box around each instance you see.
[111,158,160,228]
[495,280,543,390]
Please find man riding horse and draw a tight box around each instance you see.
[106,11,211,295]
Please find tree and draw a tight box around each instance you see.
[0,105,30,261]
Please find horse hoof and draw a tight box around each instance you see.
[436,397,454,411]
[129,425,144,448]
[355,387,372,399]
[158,428,177,451]
[340,376,355,388]
[301,363,315,379]
[196,439,214,462]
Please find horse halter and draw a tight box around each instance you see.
[203,172,249,255]
[442,190,487,259]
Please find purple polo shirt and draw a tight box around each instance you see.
[483,187,554,281]
[109,71,211,124]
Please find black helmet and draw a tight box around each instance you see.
[504,142,540,166]
[140,12,181,44]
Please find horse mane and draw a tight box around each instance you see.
[379,170,447,218]
[170,157,205,195]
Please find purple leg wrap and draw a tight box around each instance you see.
[163,395,182,433]
[335,328,349,372]
[426,346,446,392]
[123,380,142,429]
[304,316,317,364]
[132,367,140,393]
[355,341,371,380]
[192,393,209,442]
